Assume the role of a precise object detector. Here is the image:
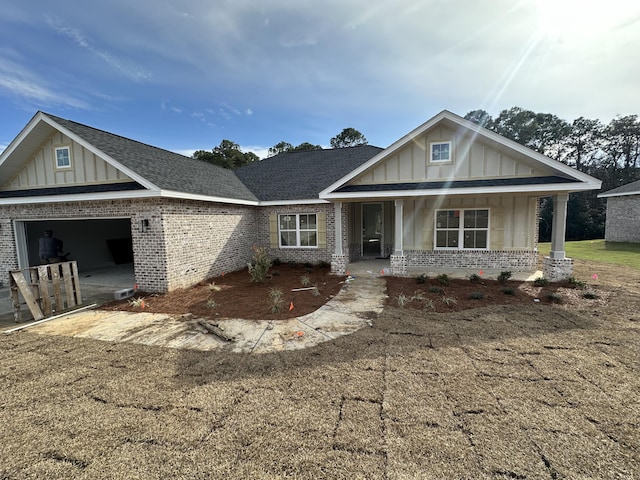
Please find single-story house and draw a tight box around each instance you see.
[598,179,640,242]
[0,110,601,292]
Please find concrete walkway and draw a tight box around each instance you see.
[5,266,387,354]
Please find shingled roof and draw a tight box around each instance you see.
[234,145,383,201]
[598,179,640,198]
[45,114,258,203]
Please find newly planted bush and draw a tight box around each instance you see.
[301,274,311,286]
[497,271,512,284]
[396,293,410,308]
[268,288,285,313]
[441,295,457,307]
[437,274,450,286]
[502,287,515,295]
[416,273,428,284]
[469,291,485,300]
[468,273,481,284]
[248,246,272,283]
[534,277,549,287]
[429,286,443,294]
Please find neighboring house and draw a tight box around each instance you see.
[0,110,601,292]
[598,179,640,242]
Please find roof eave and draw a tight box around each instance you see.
[320,182,600,200]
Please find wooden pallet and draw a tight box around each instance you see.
[9,261,82,322]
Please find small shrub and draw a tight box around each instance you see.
[502,287,515,296]
[301,274,311,286]
[441,295,457,307]
[317,260,331,268]
[582,291,599,299]
[497,271,512,284]
[567,276,586,289]
[469,291,485,300]
[208,282,221,291]
[312,285,321,296]
[396,293,410,308]
[437,274,450,286]
[272,258,282,266]
[268,288,285,313]
[288,260,298,268]
[271,270,280,277]
[546,292,563,303]
[303,262,314,270]
[422,299,435,311]
[128,297,146,308]
[411,290,427,301]
[248,246,272,283]
[468,273,481,284]
[206,299,218,309]
[416,273,428,284]
[534,277,549,287]
[428,286,443,294]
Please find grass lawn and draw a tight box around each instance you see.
[538,239,640,270]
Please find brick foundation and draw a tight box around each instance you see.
[403,249,537,271]
[390,254,407,276]
[331,254,348,275]
[542,256,573,281]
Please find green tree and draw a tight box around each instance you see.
[193,139,257,169]
[268,141,322,157]
[330,128,368,148]
[562,117,604,170]
[464,109,492,128]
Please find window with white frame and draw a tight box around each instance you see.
[55,146,71,169]
[279,213,318,248]
[435,209,489,249]
[430,141,451,163]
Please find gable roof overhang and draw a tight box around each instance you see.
[0,112,259,207]
[320,110,602,200]
[597,179,640,198]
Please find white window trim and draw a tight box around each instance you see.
[434,208,490,250]
[54,146,72,169]
[278,213,319,249]
[429,141,452,164]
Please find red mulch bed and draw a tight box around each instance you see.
[103,264,346,320]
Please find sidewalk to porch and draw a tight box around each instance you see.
[346,259,543,282]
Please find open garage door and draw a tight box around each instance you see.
[16,218,134,272]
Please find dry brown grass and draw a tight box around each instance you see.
[1,258,639,479]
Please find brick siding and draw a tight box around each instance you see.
[604,196,640,242]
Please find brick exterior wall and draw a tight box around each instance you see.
[0,198,257,293]
[403,249,537,271]
[256,204,335,265]
[604,196,640,242]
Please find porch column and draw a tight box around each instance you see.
[330,202,348,275]
[543,193,573,281]
[334,201,343,256]
[549,193,568,259]
[390,199,407,276]
[394,199,403,255]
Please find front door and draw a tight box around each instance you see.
[362,203,383,257]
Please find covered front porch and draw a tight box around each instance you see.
[330,194,573,282]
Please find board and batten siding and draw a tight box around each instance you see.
[4,131,131,190]
[351,125,548,185]
[401,195,538,251]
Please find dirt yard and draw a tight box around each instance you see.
[1,258,639,479]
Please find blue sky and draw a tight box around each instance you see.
[1,0,639,159]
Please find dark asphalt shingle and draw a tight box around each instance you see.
[46,114,258,203]
[599,179,640,197]
[234,146,383,201]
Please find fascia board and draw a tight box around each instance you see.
[320,182,599,200]
[0,189,160,205]
[0,112,45,167]
[258,199,330,206]
[40,114,160,191]
[597,190,640,198]
[158,190,258,206]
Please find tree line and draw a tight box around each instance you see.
[193,107,640,241]
[192,128,367,169]
[465,107,640,240]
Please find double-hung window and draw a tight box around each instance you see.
[435,209,489,249]
[55,146,71,169]
[279,214,318,248]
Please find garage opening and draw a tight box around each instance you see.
[15,218,135,290]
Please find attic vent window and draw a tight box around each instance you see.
[55,146,71,169]
[430,141,452,163]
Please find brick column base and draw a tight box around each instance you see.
[390,254,407,277]
[543,256,573,282]
[331,254,348,275]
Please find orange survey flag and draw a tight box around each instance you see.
[289,301,294,311]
